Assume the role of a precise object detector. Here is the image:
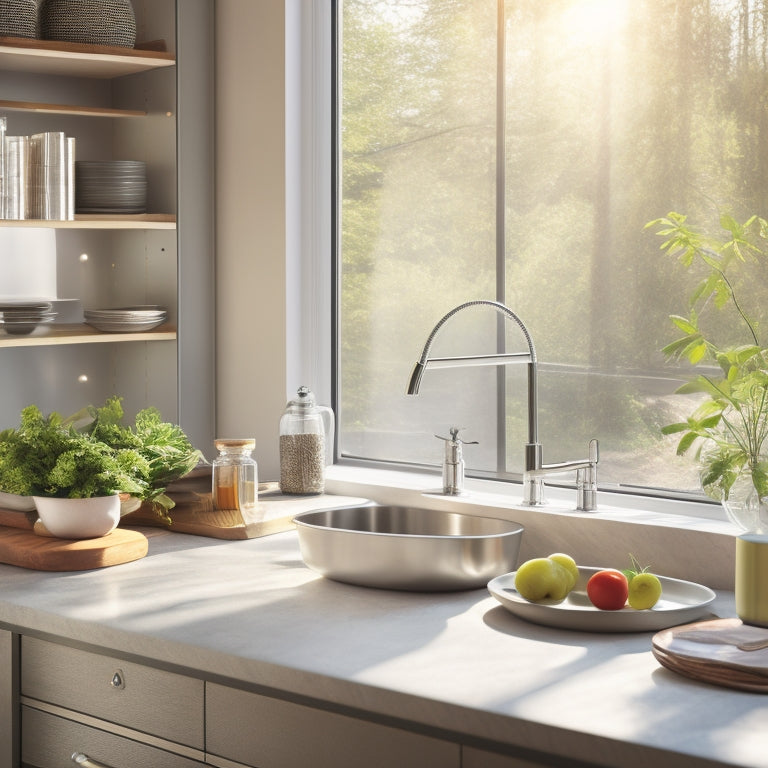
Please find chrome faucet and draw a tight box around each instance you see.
[406,299,599,510]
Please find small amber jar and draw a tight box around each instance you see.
[212,439,258,511]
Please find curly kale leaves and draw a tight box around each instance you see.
[80,397,204,519]
[0,405,144,499]
[0,398,203,519]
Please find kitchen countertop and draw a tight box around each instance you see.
[0,515,766,768]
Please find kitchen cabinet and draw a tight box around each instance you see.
[462,747,575,768]
[206,682,459,768]
[16,635,461,768]
[0,0,214,452]
[20,636,205,767]
[21,636,204,748]
[0,519,755,768]
[0,628,18,768]
[21,707,206,768]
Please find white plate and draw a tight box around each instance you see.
[488,566,716,633]
[85,318,165,332]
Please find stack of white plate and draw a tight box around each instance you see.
[84,305,167,333]
[75,160,147,214]
[0,300,57,335]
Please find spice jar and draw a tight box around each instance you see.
[279,386,334,495]
[212,439,258,511]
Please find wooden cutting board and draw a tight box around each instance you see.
[120,469,370,540]
[0,524,148,572]
[652,617,768,693]
[121,481,299,540]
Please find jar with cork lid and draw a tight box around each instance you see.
[279,387,334,495]
[212,439,258,511]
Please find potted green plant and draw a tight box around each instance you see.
[0,404,145,538]
[0,397,204,537]
[647,212,768,533]
[67,396,204,521]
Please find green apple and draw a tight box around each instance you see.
[514,557,571,601]
[548,552,578,591]
[627,572,662,610]
[622,554,663,610]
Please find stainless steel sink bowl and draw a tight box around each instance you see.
[293,504,524,592]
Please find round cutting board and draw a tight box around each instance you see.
[652,617,768,692]
[0,524,148,571]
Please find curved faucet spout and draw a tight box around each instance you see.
[406,299,598,510]
[406,300,539,447]
[409,300,537,370]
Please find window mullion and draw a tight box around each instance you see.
[496,0,507,475]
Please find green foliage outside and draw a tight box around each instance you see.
[339,0,768,493]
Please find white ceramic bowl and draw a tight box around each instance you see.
[0,490,36,512]
[33,494,121,539]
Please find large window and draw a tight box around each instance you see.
[336,0,768,498]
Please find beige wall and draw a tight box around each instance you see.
[215,0,287,479]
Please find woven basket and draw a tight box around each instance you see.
[39,0,136,48]
[0,0,39,39]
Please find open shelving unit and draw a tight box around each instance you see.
[1,36,177,345]
[0,35,175,77]
[1,214,176,229]
[0,99,147,118]
[0,324,177,349]
[0,3,215,452]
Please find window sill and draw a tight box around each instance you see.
[325,463,740,591]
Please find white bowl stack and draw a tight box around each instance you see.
[84,305,167,333]
[75,160,147,214]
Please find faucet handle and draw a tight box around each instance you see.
[434,427,478,447]
[588,438,599,464]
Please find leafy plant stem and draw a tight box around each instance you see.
[649,211,768,503]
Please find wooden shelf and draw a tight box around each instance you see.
[0,99,146,118]
[0,36,175,78]
[0,214,176,230]
[0,324,177,348]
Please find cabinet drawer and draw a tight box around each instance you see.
[21,705,205,768]
[463,747,558,768]
[206,683,460,768]
[21,637,204,750]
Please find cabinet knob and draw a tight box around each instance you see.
[109,669,125,689]
[72,753,116,768]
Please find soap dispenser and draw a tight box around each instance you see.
[279,386,335,495]
[435,427,477,495]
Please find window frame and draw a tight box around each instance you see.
[319,0,731,520]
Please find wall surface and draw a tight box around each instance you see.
[215,0,287,478]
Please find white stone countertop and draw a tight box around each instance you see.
[1,506,767,768]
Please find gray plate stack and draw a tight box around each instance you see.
[84,305,166,332]
[75,160,147,214]
[0,300,56,335]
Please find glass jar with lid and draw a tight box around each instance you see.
[212,438,258,511]
[279,386,334,495]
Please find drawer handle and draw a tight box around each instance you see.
[72,752,115,768]
[110,669,125,689]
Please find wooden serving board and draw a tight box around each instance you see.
[0,506,36,531]
[0,524,148,572]
[120,468,370,540]
[652,617,768,693]
[121,480,299,540]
